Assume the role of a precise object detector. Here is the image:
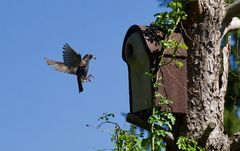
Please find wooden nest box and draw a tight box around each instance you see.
[122,25,188,129]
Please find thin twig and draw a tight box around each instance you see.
[97,121,121,129]
[180,22,196,43]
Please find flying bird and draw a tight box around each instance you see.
[45,43,96,93]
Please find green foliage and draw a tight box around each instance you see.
[146,0,191,150]
[153,0,187,68]
[146,1,187,149]
[148,108,176,150]
[154,92,173,105]
[145,72,156,79]
[178,42,188,49]
[97,113,148,151]
[148,109,176,132]
[177,136,205,151]
[153,0,187,35]
[161,39,178,49]
[174,60,184,68]
[153,82,162,89]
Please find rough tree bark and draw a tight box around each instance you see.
[181,0,240,150]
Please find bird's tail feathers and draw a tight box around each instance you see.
[77,76,83,93]
[44,57,58,65]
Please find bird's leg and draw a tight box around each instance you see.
[86,74,94,82]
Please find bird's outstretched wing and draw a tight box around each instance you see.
[63,43,82,68]
[45,58,76,74]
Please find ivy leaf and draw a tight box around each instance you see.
[168,1,183,10]
[178,43,188,49]
[175,60,184,68]
[154,82,162,88]
[155,92,162,98]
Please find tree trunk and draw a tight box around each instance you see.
[184,1,231,150]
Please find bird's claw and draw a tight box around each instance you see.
[86,74,94,82]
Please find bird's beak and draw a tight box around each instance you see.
[93,56,96,60]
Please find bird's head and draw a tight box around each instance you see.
[83,54,96,61]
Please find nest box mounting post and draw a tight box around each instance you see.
[122,25,188,130]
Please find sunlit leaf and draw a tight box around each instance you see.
[175,60,184,68]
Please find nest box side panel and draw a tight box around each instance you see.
[124,32,152,113]
[157,57,188,113]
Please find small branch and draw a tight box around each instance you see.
[223,0,240,26]
[180,22,196,43]
[164,132,176,150]
[198,122,216,147]
[229,132,240,151]
[97,121,120,129]
[222,17,240,38]
[220,38,230,97]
